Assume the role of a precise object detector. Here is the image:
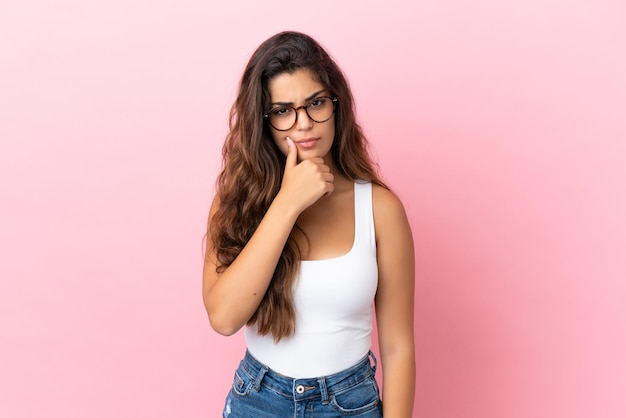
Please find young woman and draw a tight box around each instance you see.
[203,31,415,417]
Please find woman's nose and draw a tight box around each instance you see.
[295,107,313,130]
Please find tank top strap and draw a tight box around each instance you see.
[353,181,376,249]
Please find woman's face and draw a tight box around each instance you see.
[267,69,336,165]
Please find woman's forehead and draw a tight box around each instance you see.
[268,69,326,104]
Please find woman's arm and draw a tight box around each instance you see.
[203,140,333,335]
[373,185,416,417]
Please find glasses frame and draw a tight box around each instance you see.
[263,96,338,132]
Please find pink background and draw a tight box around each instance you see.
[1,1,625,417]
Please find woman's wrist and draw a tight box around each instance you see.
[271,191,303,221]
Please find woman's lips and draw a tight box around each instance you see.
[294,137,318,148]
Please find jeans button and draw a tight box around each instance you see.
[296,385,305,394]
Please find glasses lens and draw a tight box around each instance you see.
[267,107,296,131]
[307,97,334,123]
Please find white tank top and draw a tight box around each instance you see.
[244,181,378,378]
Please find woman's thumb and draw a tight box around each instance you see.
[285,137,297,169]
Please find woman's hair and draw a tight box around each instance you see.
[210,31,385,341]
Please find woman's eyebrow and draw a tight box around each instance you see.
[271,89,326,106]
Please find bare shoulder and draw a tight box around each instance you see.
[208,193,221,220]
[204,193,221,264]
[372,184,410,232]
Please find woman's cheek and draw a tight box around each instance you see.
[273,135,289,156]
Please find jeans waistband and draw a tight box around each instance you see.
[240,350,377,402]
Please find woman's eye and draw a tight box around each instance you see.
[272,108,292,118]
[309,98,325,108]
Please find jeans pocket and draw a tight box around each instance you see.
[330,377,381,416]
[231,364,254,398]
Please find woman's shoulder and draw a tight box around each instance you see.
[208,193,221,218]
[370,183,413,256]
[372,183,406,216]
[206,193,228,234]
[371,182,411,236]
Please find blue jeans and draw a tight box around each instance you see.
[222,350,383,417]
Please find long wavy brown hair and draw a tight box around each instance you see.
[209,31,385,341]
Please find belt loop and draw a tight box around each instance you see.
[317,377,329,405]
[369,350,378,374]
[253,365,269,391]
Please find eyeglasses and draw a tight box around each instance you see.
[264,96,338,131]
